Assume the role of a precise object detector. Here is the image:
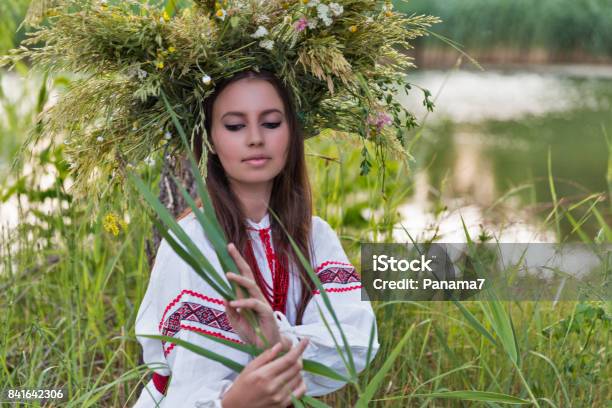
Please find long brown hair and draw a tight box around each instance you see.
[177,69,314,325]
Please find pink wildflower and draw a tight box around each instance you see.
[294,17,308,32]
[368,111,393,131]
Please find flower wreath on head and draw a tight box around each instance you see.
[2,0,439,202]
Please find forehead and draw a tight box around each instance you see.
[213,78,285,117]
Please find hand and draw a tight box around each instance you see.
[224,243,292,350]
[221,340,309,408]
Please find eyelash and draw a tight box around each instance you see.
[225,122,281,131]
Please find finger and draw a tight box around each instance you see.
[270,356,302,387]
[230,298,271,315]
[248,342,283,370]
[262,338,309,376]
[292,379,307,399]
[272,359,302,390]
[281,379,306,407]
[226,272,266,302]
[224,299,240,321]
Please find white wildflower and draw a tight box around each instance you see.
[316,3,330,19]
[366,16,374,24]
[250,25,269,38]
[382,3,394,12]
[97,136,104,142]
[215,9,227,21]
[144,156,155,166]
[259,39,274,50]
[164,131,172,140]
[321,15,332,27]
[307,17,318,29]
[329,2,343,17]
[201,74,212,85]
[137,68,147,79]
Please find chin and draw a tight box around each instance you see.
[232,171,280,185]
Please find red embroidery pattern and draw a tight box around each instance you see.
[159,289,242,355]
[317,266,360,285]
[313,285,362,295]
[162,301,232,337]
[245,226,289,314]
[311,262,362,295]
[158,289,224,332]
[315,260,354,274]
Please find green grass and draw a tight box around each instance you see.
[399,0,612,58]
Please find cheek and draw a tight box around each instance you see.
[212,131,240,164]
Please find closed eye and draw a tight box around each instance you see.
[225,122,282,131]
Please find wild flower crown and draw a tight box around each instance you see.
[2,0,439,198]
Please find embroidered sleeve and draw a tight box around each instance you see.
[133,216,247,408]
[275,217,380,397]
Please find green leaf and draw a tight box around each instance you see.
[410,391,530,404]
[302,396,331,408]
[355,323,417,407]
[451,299,496,344]
[141,334,244,372]
[128,172,232,298]
[161,92,239,284]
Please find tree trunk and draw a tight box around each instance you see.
[145,153,198,269]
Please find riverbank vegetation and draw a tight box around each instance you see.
[402,0,612,64]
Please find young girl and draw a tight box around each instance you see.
[133,69,379,408]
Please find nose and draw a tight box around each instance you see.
[246,124,264,147]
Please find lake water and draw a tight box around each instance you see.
[394,65,612,242]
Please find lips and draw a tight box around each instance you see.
[242,155,270,162]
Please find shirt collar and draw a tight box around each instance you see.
[246,212,270,230]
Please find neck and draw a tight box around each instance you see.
[228,178,273,223]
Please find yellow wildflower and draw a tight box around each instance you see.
[349,25,358,33]
[163,11,170,21]
[156,60,164,69]
[103,213,121,236]
[385,11,393,17]
[168,46,176,53]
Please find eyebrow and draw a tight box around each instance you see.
[221,109,284,119]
